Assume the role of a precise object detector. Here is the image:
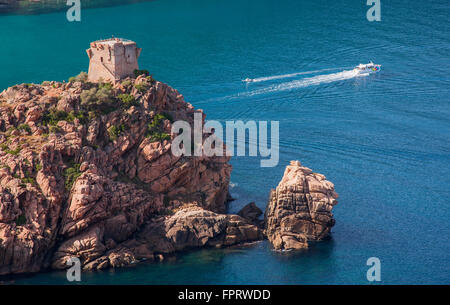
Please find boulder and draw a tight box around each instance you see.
[57,206,263,271]
[264,161,338,251]
[136,206,263,253]
[238,202,263,226]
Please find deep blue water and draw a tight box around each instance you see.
[1,0,449,284]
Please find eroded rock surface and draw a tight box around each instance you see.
[264,161,338,251]
[0,76,236,275]
[238,202,263,227]
[53,206,263,271]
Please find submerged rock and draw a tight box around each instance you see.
[264,161,338,251]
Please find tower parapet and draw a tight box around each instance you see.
[86,38,142,83]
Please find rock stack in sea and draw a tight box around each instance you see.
[264,161,338,250]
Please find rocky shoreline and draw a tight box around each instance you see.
[0,74,338,275]
[0,0,153,15]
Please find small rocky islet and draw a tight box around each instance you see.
[0,39,339,276]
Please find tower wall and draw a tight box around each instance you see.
[86,39,142,83]
[112,43,140,81]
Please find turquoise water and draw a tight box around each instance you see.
[1,0,449,284]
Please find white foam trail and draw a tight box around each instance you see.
[243,67,350,83]
[238,69,364,98]
[199,67,366,104]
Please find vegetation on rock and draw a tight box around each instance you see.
[15,214,27,226]
[146,113,171,142]
[0,73,234,276]
[63,162,82,191]
[134,69,149,77]
[80,85,116,114]
[118,93,139,109]
[108,124,128,142]
[68,71,88,83]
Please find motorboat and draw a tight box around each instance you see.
[354,62,381,74]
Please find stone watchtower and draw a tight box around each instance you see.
[86,38,142,83]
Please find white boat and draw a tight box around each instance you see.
[243,78,254,83]
[354,62,381,74]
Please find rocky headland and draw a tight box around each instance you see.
[0,73,264,275]
[0,73,338,276]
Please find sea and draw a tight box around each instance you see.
[0,0,449,284]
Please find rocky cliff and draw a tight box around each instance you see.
[0,1,154,15]
[0,74,261,275]
[264,161,338,251]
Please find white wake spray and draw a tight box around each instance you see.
[238,69,365,98]
[200,67,368,104]
[243,67,350,83]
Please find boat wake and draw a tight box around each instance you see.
[242,67,349,83]
[199,65,375,104]
[238,69,366,98]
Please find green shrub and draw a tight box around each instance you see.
[15,214,27,226]
[134,69,149,77]
[80,85,117,114]
[10,146,21,156]
[150,132,170,142]
[146,113,171,142]
[80,87,98,106]
[98,82,113,90]
[49,125,62,134]
[146,75,156,84]
[66,111,87,124]
[108,124,127,142]
[121,80,132,88]
[17,123,31,133]
[87,111,99,121]
[42,108,69,126]
[69,71,88,83]
[21,177,35,185]
[134,83,149,93]
[0,144,21,156]
[34,162,42,172]
[64,163,81,191]
[118,94,139,109]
